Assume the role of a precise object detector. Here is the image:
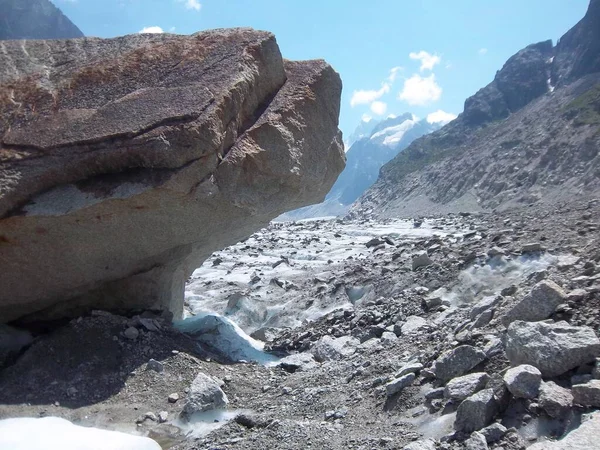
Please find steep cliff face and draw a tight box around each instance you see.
[0,29,344,323]
[0,0,83,40]
[351,0,600,218]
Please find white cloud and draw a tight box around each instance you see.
[370,101,387,116]
[426,109,457,125]
[350,84,390,107]
[398,74,442,106]
[387,66,403,82]
[409,51,441,72]
[478,48,488,55]
[139,26,164,34]
[177,0,201,11]
[361,114,373,123]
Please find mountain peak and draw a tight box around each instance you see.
[0,0,84,40]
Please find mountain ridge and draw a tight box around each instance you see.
[351,0,600,219]
[0,0,83,40]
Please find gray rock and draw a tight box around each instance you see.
[181,373,228,420]
[465,431,489,450]
[425,387,445,401]
[396,362,424,378]
[522,243,543,253]
[146,359,164,373]
[403,439,436,450]
[380,331,398,346]
[483,337,504,358]
[124,327,139,340]
[250,327,280,343]
[0,29,344,324]
[278,353,318,372]
[593,359,600,379]
[571,374,593,385]
[158,411,168,423]
[386,373,416,396]
[528,412,600,449]
[168,393,179,403]
[472,310,494,329]
[539,381,573,418]
[432,345,487,382]
[480,423,507,443]
[400,316,429,335]
[505,321,600,377]
[503,364,542,399]
[412,251,433,271]
[502,280,567,326]
[311,335,359,362]
[572,380,600,407]
[455,389,498,433]
[470,296,501,320]
[422,295,442,311]
[444,372,490,401]
[488,247,506,257]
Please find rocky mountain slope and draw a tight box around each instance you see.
[279,114,441,220]
[0,29,344,323]
[0,0,83,40]
[351,0,600,218]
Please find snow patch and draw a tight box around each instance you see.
[370,119,417,147]
[0,417,161,450]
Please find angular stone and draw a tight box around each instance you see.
[403,439,436,450]
[572,380,600,407]
[502,280,567,326]
[0,29,344,323]
[444,372,490,401]
[181,373,228,420]
[412,251,433,271]
[400,316,428,335]
[528,412,600,449]
[505,321,600,377]
[522,243,543,253]
[311,335,359,362]
[396,362,424,378]
[455,388,499,433]
[380,331,398,346]
[539,381,573,418]
[480,423,507,444]
[465,431,489,450]
[386,373,416,396]
[503,364,542,399]
[470,296,501,321]
[432,345,487,382]
[278,353,318,373]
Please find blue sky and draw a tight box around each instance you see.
[52,0,589,138]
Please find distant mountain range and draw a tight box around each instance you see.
[0,0,83,40]
[351,0,600,218]
[278,114,444,220]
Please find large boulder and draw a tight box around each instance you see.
[454,388,499,433]
[501,280,567,326]
[505,321,600,377]
[0,29,345,323]
[181,372,228,419]
[432,345,486,382]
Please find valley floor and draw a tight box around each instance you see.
[1,198,599,450]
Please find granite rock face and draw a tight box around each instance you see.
[0,29,345,323]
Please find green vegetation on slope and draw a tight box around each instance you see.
[564,83,600,126]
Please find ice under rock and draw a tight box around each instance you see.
[174,313,279,365]
[0,417,161,450]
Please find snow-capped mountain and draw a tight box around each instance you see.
[278,114,443,220]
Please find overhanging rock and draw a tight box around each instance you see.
[0,29,345,323]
